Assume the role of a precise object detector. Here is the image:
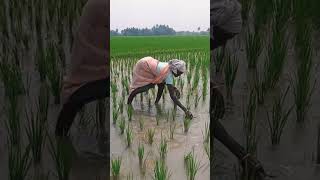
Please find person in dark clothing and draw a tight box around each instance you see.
[55,0,109,137]
[211,0,269,178]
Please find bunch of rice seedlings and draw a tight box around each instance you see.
[184,150,201,180]
[126,124,133,147]
[118,118,126,135]
[139,118,144,131]
[138,143,144,166]
[127,105,133,121]
[254,72,266,105]
[202,122,210,144]
[267,86,293,145]
[159,135,168,161]
[194,94,201,108]
[243,90,258,155]
[25,104,47,165]
[184,116,192,133]
[214,48,224,73]
[111,157,122,180]
[245,30,262,69]
[263,19,287,90]
[8,145,31,180]
[119,98,124,114]
[113,108,119,125]
[46,42,63,104]
[169,122,176,140]
[187,68,192,85]
[292,24,315,123]
[146,128,155,145]
[153,160,171,180]
[48,137,72,180]
[224,53,239,98]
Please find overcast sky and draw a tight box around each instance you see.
[111,0,209,32]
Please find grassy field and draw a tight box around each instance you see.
[110,35,209,57]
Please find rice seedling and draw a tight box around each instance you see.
[153,160,171,180]
[156,113,161,126]
[119,98,124,114]
[224,53,239,98]
[184,116,192,133]
[111,157,122,179]
[127,105,133,121]
[243,89,258,155]
[139,118,144,131]
[245,30,262,69]
[203,141,210,161]
[184,150,201,180]
[25,104,47,165]
[267,86,293,145]
[119,118,126,135]
[254,72,266,105]
[159,135,168,161]
[138,143,144,166]
[202,122,210,144]
[48,137,72,180]
[146,128,155,145]
[8,145,31,180]
[169,122,176,140]
[113,108,119,125]
[126,124,133,147]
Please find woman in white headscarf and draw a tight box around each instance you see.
[128,56,193,118]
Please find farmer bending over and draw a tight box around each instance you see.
[211,0,269,178]
[55,0,109,137]
[127,57,193,118]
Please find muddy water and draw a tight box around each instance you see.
[110,76,210,179]
[212,31,320,179]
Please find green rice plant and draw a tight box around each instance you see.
[245,30,262,69]
[153,160,171,180]
[159,135,168,161]
[48,137,72,180]
[139,118,144,131]
[111,157,122,179]
[194,93,201,108]
[127,105,133,121]
[184,150,201,180]
[146,128,155,145]
[254,72,266,105]
[138,143,144,166]
[119,98,124,113]
[25,104,47,165]
[46,42,63,104]
[8,145,31,180]
[113,108,119,125]
[203,141,210,161]
[214,48,224,73]
[202,122,210,144]
[126,124,133,147]
[243,89,258,155]
[118,118,126,135]
[169,122,176,140]
[224,53,239,98]
[184,116,192,133]
[267,86,293,145]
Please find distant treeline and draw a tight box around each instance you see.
[111,24,209,36]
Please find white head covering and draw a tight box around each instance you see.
[168,59,186,74]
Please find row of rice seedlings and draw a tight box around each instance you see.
[111,157,122,180]
[8,144,31,180]
[159,135,168,161]
[25,103,47,165]
[153,160,171,180]
[184,116,192,133]
[224,53,239,98]
[146,128,155,145]
[126,124,133,147]
[267,86,293,145]
[243,90,258,155]
[245,29,262,69]
[48,137,72,180]
[293,23,315,123]
[184,150,201,180]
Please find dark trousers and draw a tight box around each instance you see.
[55,77,109,136]
[211,26,237,50]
